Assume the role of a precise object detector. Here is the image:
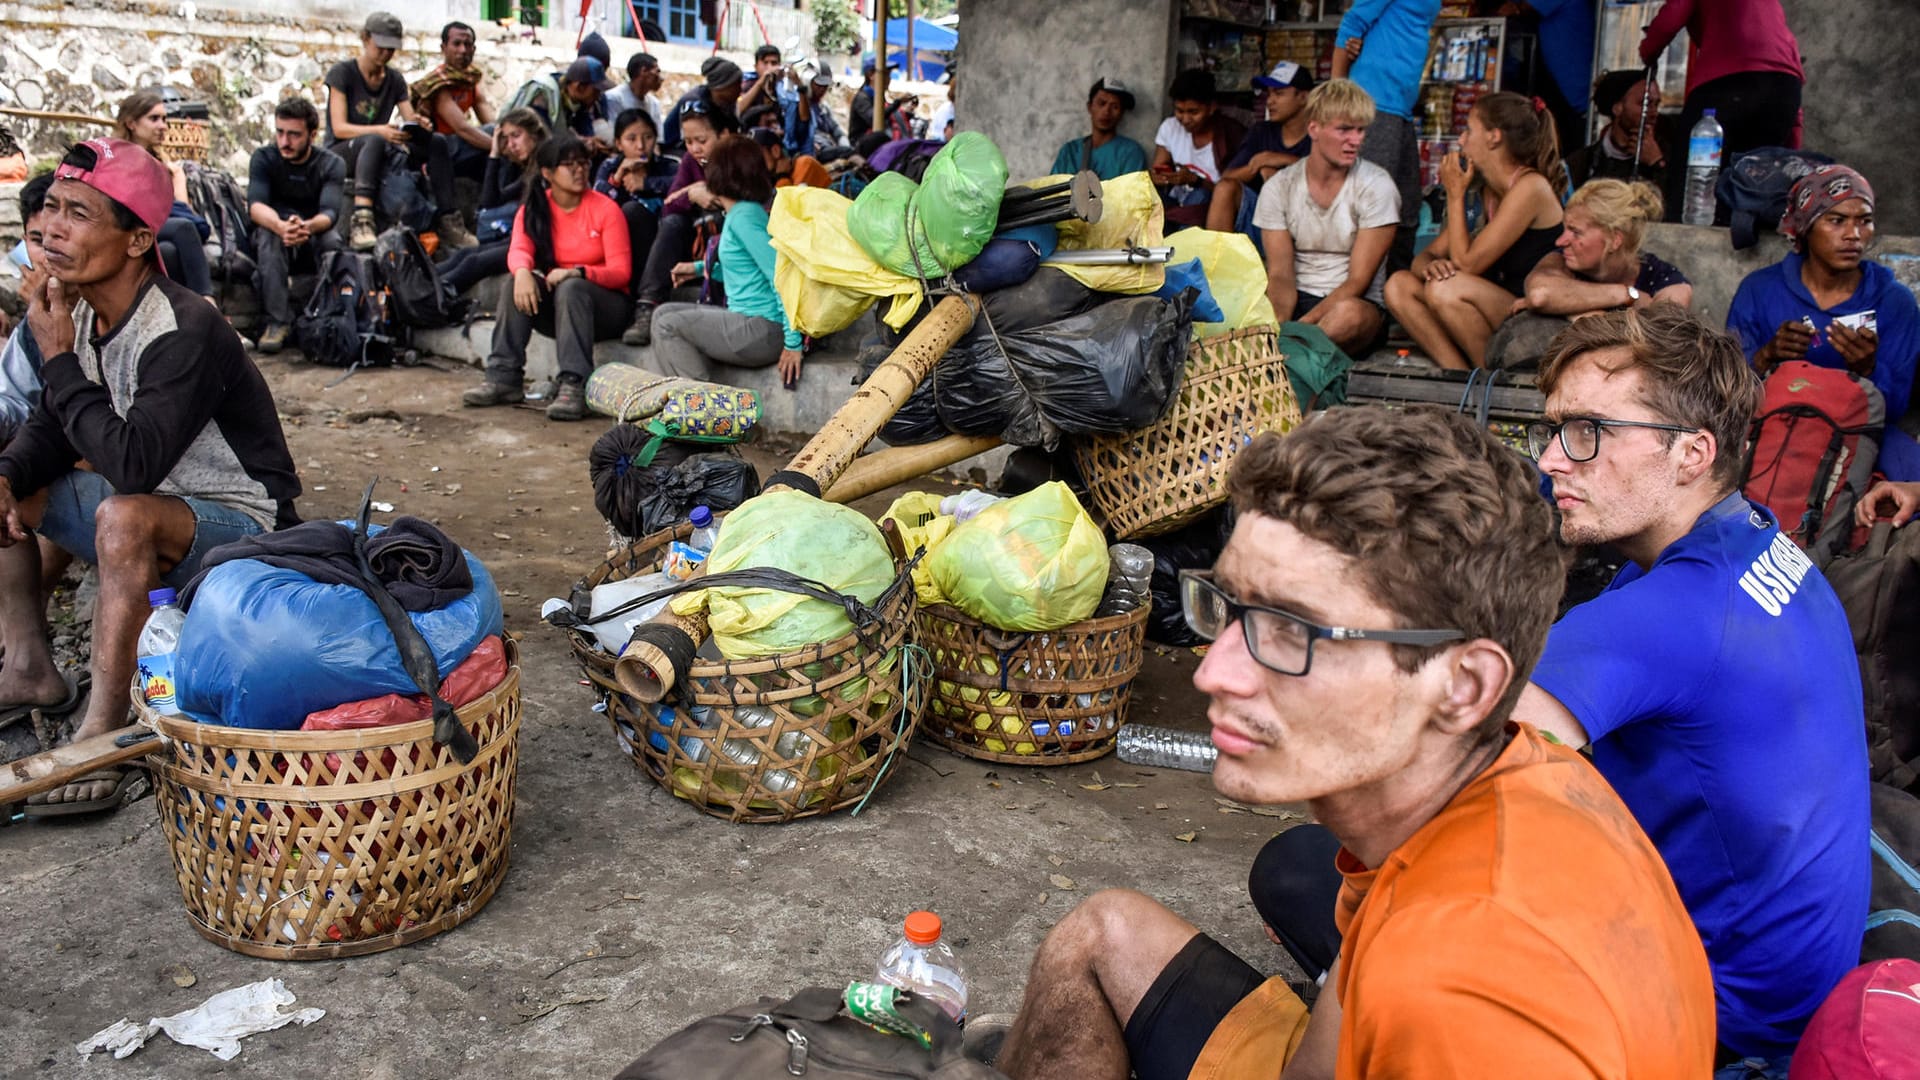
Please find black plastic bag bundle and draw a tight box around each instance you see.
[589,427,761,539]
[1138,505,1236,647]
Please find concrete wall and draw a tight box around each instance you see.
[1781,0,1919,235]
[952,0,1179,180]
[1641,223,1920,328]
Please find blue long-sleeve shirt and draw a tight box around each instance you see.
[1726,251,1919,424]
[1336,0,1442,120]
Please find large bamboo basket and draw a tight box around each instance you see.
[162,119,210,163]
[918,603,1148,765]
[1072,326,1301,539]
[146,639,521,960]
[570,526,926,824]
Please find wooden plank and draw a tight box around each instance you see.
[1,725,163,804]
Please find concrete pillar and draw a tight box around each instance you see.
[1780,0,1919,233]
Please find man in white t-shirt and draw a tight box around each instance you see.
[1253,78,1400,354]
[1151,69,1244,221]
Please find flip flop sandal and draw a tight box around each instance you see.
[0,674,88,732]
[21,764,152,818]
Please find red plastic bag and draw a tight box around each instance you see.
[302,636,509,731]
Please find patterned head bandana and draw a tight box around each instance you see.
[1781,165,1874,247]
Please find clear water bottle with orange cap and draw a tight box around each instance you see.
[874,910,969,1026]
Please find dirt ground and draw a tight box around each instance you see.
[0,356,1305,1078]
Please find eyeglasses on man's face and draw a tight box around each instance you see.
[1179,571,1465,677]
[1526,415,1701,463]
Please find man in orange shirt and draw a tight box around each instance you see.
[991,406,1716,1080]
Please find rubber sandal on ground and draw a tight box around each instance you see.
[0,674,87,731]
[22,764,151,818]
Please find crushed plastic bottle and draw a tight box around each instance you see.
[1116,723,1218,772]
[1096,544,1154,617]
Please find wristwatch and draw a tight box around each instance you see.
[1623,284,1641,306]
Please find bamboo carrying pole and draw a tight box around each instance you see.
[611,294,983,703]
[0,106,117,128]
[1,725,160,804]
[822,433,1002,505]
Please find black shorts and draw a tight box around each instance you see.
[1122,933,1267,1080]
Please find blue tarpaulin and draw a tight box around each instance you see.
[882,17,956,81]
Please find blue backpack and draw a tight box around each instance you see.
[1716,147,1835,250]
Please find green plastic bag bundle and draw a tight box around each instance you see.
[848,172,943,280]
[917,133,1010,271]
[669,490,896,658]
[927,482,1109,631]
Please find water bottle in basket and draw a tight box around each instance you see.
[136,588,187,715]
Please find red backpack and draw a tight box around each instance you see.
[1789,959,1920,1079]
[1742,361,1884,566]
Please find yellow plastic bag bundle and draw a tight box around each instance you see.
[669,490,896,658]
[927,482,1109,631]
[880,491,956,607]
[1171,228,1279,336]
[768,187,925,335]
[1043,171,1167,295]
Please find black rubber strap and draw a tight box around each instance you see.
[766,469,822,497]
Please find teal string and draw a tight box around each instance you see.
[850,642,930,818]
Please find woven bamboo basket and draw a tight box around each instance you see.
[1072,326,1302,540]
[162,119,210,163]
[917,603,1149,765]
[570,524,926,824]
[146,639,521,960]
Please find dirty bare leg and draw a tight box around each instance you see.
[0,489,67,709]
[998,889,1202,1080]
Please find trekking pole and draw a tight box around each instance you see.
[1630,60,1656,183]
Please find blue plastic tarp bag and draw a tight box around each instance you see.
[1153,258,1225,324]
[173,531,503,730]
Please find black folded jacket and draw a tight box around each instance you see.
[186,516,472,613]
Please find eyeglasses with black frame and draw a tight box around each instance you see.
[1178,570,1466,677]
[1525,416,1701,463]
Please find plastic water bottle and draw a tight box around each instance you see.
[687,505,719,553]
[136,588,187,716]
[1682,110,1724,227]
[663,506,720,581]
[875,911,969,1025]
[1116,723,1218,772]
[1097,544,1154,617]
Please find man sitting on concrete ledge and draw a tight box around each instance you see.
[990,405,1714,1079]
[248,96,347,356]
[1051,78,1148,182]
[0,139,300,815]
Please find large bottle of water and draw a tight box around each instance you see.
[875,911,969,1025]
[1116,723,1218,772]
[136,588,187,716]
[1682,109,1724,227]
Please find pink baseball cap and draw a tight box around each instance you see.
[54,138,173,234]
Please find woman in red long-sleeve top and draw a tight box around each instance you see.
[1639,0,1804,221]
[463,134,632,421]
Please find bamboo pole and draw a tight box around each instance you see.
[1,725,160,804]
[613,293,981,703]
[822,433,1002,505]
[0,106,116,128]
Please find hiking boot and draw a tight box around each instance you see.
[622,302,654,346]
[436,212,479,250]
[545,377,587,421]
[961,1015,1013,1067]
[349,208,378,251]
[462,380,523,407]
[256,323,290,355]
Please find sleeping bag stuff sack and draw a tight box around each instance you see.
[668,489,896,659]
[915,132,1009,271]
[927,482,1108,631]
[174,542,504,730]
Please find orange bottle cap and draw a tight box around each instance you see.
[903,910,942,945]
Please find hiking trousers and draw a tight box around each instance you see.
[650,302,783,382]
[486,275,628,385]
[253,223,345,327]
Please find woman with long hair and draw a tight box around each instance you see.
[593,107,679,305]
[115,90,217,303]
[462,135,631,421]
[650,134,804,386]
[623,100,739,345]
[437,106,549,296]
[1518,179,1691,318]
[1384,92,1567,369]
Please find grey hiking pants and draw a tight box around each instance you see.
[486,275,629,385]
[649,302,784,382]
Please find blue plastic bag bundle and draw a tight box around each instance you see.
[173,535,503,730]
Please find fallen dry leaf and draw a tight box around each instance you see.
[1048,873,1076,890]
[162,963,196,989]
[1037,892,1049,905]
[1218,805,1247,815]
[1214,796,1307,820]
[1154,802,1170,810]
[1047,855,1063,867]
[1174,832,1198,843]
[1079,782,1112,792]
[492,532,512,540]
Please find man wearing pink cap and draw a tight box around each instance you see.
[0,138,300,815]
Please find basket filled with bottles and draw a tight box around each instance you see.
[1071,325,1301,540]
[563,493,927,824]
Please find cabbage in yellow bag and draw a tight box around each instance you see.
[1043,171,1167,295]
[768,187,925,335]
[927,482,1109,631]
[1170,228,1279,336]
[669,490,896,658]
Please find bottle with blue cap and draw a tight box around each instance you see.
[136,588,187,716]
[663,505,721,581]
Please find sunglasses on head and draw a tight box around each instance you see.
[678,100,711,117]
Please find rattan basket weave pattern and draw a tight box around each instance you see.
[147,639,521,960]
[570,525,926,824]
[162,119,210,163]
[918,603,1149,765]
[1072,326,1301,540]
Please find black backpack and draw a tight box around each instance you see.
[294,250,395,369]
[374,226,467,329]
[181,162,255,281]
[1865,782,1920,964]
[1715,147,1835,250]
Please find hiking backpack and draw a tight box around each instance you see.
[1865,783,1920,963]
[1741,361,1884,566]
[374,226,467,330]
[1825,522,1920,792]
[1715,147,1835,249]
[294,250,395,369]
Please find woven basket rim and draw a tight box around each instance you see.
[145,637,521,749]
[918,601,1149,636]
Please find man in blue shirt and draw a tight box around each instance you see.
[737,43,814,160]
[1516,304,1870,1076]
[1332,0,1441,230]
[1051,77,1149,181]
[1727,165,1919,480]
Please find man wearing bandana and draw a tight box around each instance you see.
[1727,165,1920,479]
